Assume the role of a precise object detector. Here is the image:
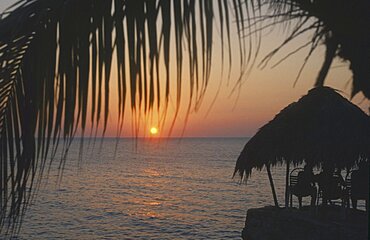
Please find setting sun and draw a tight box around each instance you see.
[150,127,158,135]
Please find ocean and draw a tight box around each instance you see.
[14,138,291,239]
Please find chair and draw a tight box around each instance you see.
[317,171,347,206]
[288,167,304,207]
[351,168,369,210]
[344,171,352,208]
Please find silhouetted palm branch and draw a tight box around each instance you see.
[0,0,251,232]
[251,0,370,97]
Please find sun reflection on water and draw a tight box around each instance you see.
[17,138,258,239]
[143,168,162,177]
[147,201,161,206]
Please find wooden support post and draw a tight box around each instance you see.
[285,161,290,208]
[266,164,279,208]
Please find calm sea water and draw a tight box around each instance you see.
[13,138,290,239]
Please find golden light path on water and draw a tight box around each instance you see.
[15,138,270,238]
[16,138,366,238]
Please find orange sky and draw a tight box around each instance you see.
[1,1,368,138]
[102,18,367,138]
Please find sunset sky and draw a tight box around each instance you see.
[1,1,368,138]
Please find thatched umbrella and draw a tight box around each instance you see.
[234,87,370,207]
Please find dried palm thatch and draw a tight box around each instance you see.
[234,87,370,182]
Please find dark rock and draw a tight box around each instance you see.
[242,206,368,240]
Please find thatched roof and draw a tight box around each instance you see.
[234,87,370,180]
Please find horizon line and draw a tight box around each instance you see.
[64,136,252,139]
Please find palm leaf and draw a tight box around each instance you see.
[0,0,244,232]
[251,0,370,97]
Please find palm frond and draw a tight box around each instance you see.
[250,0,370,97]
[0,0,248,232]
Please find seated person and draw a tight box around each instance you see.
[316,165,345,205]
[291,165,317,208]
[351,161,369,210]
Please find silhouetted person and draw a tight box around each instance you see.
[292,165,317,208]
[316,165,345,205]
[351,161,369,210]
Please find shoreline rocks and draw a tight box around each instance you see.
[242,206,368,240]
